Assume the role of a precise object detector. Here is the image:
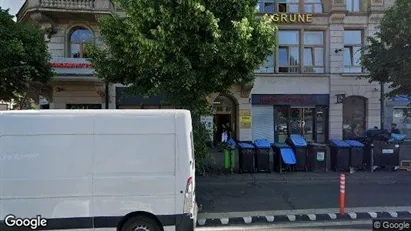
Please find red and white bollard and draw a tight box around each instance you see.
[339,173,345,215]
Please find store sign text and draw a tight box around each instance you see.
[260,97,306,103]
[271,13,313,23]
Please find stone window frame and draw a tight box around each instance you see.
[343,29,363,73]
[267,29,326,74]
[257,0,324,14]
[65,24,96,58]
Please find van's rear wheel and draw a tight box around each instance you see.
[121,215,162,231]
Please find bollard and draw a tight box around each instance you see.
[339,173,345,215]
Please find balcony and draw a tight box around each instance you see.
[17,0,123,22]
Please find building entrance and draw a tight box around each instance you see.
[274,106,328,143]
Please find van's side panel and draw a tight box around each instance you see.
[0,114,94,221]
[92,114,177,221]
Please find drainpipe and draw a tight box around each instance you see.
[380,81,385,130]
[105,82,109,109]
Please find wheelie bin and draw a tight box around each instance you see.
[373,141,400,170]
[272,142,296,173]
[286,134,308,171]
[237,142,256,173]
[307,143,328,172]
[223,139,237,172]
[254,139,271,173]
[329,139,350,172]
[345,140,364,171]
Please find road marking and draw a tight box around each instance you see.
[243,216,252,224]
[265,216,274,222]
[198,218,206,226]
[287,215,296,221]
[307,214,316,221]
[197,206,411,219]
[328,213,337,219]
[220,218,229,225]
[388,211,398,218]
[348,212,357,219]
[368,212,377,218]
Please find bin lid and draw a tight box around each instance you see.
[280,148,297,164]
[329,139,350,148]
[309,142,328,147]
[273,142,290,148]
[238,142,255,149]
[345,140,365,147]
[254,139,271,149]
[289,134,307,147]
[227,138,236,147]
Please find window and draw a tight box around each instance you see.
[393,108,411,137]
[346,0,360,12]
[278,31,300,73]
[304,0,323,13]
[344,30,362,73]
[256,55,275,73]
[257,0,323,13]
[69,28,94,58]
[342,96,366,139]
[303,31,324,73]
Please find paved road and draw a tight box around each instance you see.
[196,172,411,213]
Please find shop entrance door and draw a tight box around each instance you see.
[274,106,328,143]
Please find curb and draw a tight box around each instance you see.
[196,211,411,227]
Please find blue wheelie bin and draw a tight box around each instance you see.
[345,140,365,171]
[329,139,350,172]
[254,139,271,173]
[237,142,256,173]
[286,135,308,171]
[272,142,296,173]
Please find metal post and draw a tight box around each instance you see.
[380,82,385,130]
[339,173,345,215]
[105,82,109,109]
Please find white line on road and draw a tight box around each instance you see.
[348,212,357,219]
[328,213,337,219]
[198,206,411,219]
[243,216,252,224]
[265,216,274,222]
[220,218,229,225]
[198,218,206,226]
[307,214,316,221]
[368,212,377,218]
[287,215,296,221]
[195,220,373,231]
[388,211,398,218]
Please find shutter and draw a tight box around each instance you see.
[252,105,274,143]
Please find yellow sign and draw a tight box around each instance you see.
[240,116,251,123]
[239,109,251,128]
[271,13,313,23]
[239,109,251,117]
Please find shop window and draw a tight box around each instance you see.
[257,0,323,13]
[278,31,300,73]
[67,104,102,109]
[69,28,94,58]
[343,30,363,73]
[342,96,366,139]
[393,108,411,137]
[303,31,324,73]
[346,0,360,12]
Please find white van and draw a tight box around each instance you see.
[0,109,197,231]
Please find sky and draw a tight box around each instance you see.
[0,0,25,17]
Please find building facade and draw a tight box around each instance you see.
[17,0,397,143]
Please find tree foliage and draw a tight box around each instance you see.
[0,8,53,103]
[88,0,277,172]
[361,0,411,97]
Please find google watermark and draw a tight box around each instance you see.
[373,219,411,230]
[3,214,47,230]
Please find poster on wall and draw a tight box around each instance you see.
[200,115,214,141]
[239,109,252,129]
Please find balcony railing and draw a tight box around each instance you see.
[39,0,95,9]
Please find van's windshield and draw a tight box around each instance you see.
[190,131,194,160]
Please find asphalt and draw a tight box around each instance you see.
[196,171,411,213]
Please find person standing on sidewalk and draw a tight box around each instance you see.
[391,123,401,134]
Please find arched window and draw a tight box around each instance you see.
[69,28,94,58]
[342,96,367,139]
[257,0,323,14]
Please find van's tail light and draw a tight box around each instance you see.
[183,176,194,214]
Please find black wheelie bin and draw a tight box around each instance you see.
[286,134,308,171]
[254,139,271,173]
[237,142,256,173]
[272,142,296,173]
[329,139,350,172]
[307,143,328,172]
[345,140,365,171]
[373,141,400,170]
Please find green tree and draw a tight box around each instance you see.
[88,0,277,173]
[0,8,53,108]
[361,0,411,97]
